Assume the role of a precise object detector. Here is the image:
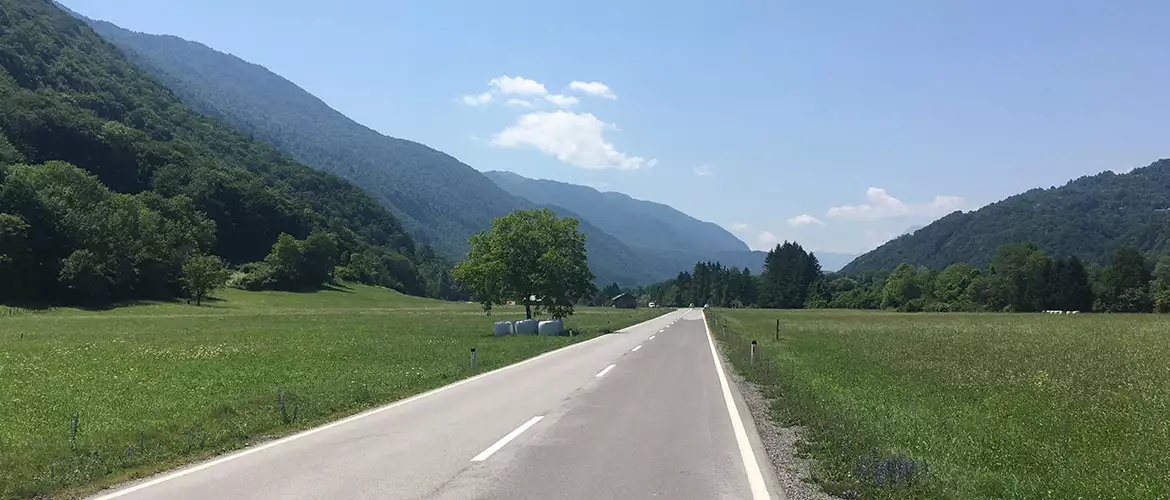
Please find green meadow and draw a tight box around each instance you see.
[0,285,663,499]
[709,308,1170,500]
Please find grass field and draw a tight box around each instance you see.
[0,285,664,499]
[707,309,1170,500]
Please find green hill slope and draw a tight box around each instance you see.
[0,0,442,300]
[80,16,529,259]
[841,159,1170,274]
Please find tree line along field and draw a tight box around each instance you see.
[708,308,1170,499]
[0,284,664,500]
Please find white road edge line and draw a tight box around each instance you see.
[632,345,642,352]
[702,310,771,500]
[90,312,679,500]
[595,364,617,377]
[471,416,545,462]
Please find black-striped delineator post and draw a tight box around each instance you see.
[750,340,757,364]
[471,348,477,371]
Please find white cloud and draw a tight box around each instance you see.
[489,75,547,95]
[826,187,965,221]
[788,214,825,227]
[693,165,714,177]
[568,81,617,99]
[757,231,779,247]
[505,98,534,108]
[544,94,580,108]
[930,195,965,213]
[729,222,748,231]
[491,111,655,170]
[461,92,493,106]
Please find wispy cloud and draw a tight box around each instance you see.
[693,165,714,176]
[729,222,748,231]
[461,92,493,106]
[505,98,534,108]
[492,111,656,170]
[788,214,825,227]
[544,94,580,108]
[757,231,779,247]
[488,75,547,95]
[568,81,617,99]
[827,187,965,221]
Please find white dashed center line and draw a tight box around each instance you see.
[595,364,616,378]
[631,345,642,352]
[471,416,545,462]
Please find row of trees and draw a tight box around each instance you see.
[635,242,818,309]
[637,240,1170,314]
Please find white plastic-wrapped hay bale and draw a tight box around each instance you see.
[538,320,564,336]
[493,321,514,336]
[514,319,539,335]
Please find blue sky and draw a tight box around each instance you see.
[64,0,1170,254]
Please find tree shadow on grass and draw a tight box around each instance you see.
[0,298,153,313]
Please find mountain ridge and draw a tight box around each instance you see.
[80,16,526,259]
[841,159,1170,274]
[484,170,749,255]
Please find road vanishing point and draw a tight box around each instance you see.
[89,309,783,500]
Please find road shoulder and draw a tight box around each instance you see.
[711,323,841,500]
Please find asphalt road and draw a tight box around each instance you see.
[90,309,782,500]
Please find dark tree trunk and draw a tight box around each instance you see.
[524,298,532,319]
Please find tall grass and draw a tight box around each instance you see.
[0,284,662,499]
[708,309,1170,499]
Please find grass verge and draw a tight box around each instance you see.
[706,308,1170,500]
[0,284,664,499]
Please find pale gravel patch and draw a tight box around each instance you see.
[723,354,842,500]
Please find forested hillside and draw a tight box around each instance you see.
[0,0,447,301]
[79,15,529,260]
[842,159,1170,274]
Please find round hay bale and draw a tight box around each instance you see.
[538,320,564,336]
[493,321,514,336]
[515,319,539,335]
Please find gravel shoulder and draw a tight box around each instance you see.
[719,344,841,500]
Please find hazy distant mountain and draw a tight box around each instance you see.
[485,171,857,273]
[485,171,748,254]
[841,159,1170,274]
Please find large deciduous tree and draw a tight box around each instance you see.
[452,209,596,320]
[181,254,230,305]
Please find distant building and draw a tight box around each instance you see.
[612,293,637,309]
